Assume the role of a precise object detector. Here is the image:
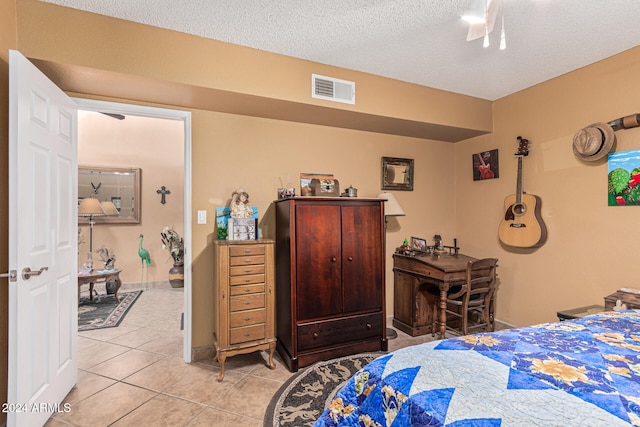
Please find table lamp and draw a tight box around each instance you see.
[78,197,106,270]
[377,192,405,224]
[377,192,405,339]
[100,200,120,217]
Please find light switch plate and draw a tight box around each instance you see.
[197,210,207,224]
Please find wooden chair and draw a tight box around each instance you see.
[432,258,498,336]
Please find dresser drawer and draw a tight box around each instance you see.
[230,246,265,257]
[230,283,265,296]
[297,313,382,351]
[230,324,265,344]
[229,255,265,266]
[230,309,266,328]
[230,274,265,286]
[230,265,265,276]
[230,293,265,312]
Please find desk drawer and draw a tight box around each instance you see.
[230,309,266,328]
[230,274,265,286]
[230,294,265,312]
[297,313,382,351]
[230,265,265,276]
[229,255,265,266]
[230,283,265,296]
[230,246,265,257]
[230,324,265,344]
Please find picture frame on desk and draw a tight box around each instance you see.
[410,236,427,252]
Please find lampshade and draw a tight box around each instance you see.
[377,192,405,217]
[78,197,106,217]
[100,201,120,216]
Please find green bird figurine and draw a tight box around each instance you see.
[138,234,151,265]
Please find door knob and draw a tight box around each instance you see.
[21,267,48,280]
[0,270,17,282]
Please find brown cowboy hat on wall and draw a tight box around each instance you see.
[572,122,615,161]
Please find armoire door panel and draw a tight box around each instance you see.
[295,204,342,320]
[342,204,383,313]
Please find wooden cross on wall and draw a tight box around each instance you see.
[156,186,171,204]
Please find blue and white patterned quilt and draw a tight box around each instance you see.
[314,310,640,426]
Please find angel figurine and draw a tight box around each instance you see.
[230,188,254,218]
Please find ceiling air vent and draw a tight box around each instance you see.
[312,74,355,104]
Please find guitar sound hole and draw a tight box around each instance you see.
[513,203,526,215]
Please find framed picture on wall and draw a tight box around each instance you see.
[472,149,499,181]
[382,157,414,191]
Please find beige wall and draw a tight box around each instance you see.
[77,111,184,284]
[7,0,640,358]
[455,46,640,326]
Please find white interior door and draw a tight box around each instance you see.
[8,50,78,427]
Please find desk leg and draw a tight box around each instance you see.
[113,275,122,303]
[439,288,447,339]
[89,283,94,301]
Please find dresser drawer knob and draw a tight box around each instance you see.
[244,302,251,305]
[244,317,253,321]
[331,257,337,263]
[245,279,251,283]
[313,332,318,339]
[366,323,372,329]
[244,259,252,263]
[348,256,353,262]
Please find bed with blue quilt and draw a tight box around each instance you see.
[314,310,640,426]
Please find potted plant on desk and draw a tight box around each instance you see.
[161,226,185,288]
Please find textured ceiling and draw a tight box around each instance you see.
[41,0,640,100]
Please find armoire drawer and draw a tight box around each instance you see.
[230,308,266,328]
[230,274,265,286]
[230,283,265,296]
[230,293,265,312]
[229,255,265,266]
[230,265,265,276]
[297,313,382,351]
[230,246,265,257]
[230,324,265,344]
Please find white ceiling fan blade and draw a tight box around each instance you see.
[466,0,502,41]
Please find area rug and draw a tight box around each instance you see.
[264,353,381,427]
[78,291,142,331]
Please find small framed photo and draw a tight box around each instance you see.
[410,236,427,252]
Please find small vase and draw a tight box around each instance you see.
[169,262,184,288]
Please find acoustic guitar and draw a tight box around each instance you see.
[498,137,547,248]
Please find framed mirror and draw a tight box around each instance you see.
[381,157,414,191]
[78,166,141,224]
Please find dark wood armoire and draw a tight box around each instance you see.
[274,197,388,372]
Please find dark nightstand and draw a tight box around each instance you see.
[556,304,604,321]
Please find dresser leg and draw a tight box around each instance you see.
[217,352,226,382]
[267,342,276,370]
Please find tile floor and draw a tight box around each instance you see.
[46,285,434,426]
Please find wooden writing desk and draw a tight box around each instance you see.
[393,253,476,339]
[77,269,122,304]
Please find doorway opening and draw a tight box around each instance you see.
[74,98,193,362]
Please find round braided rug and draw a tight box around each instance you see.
[264,353,381,427]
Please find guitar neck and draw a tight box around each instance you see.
[515,156,523,204]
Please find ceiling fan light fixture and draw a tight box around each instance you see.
[499,15,506,50]
[462,0,487,24]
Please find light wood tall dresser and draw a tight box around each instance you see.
[212,239,276,381]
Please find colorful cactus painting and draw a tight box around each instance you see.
[608,149,640,206]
